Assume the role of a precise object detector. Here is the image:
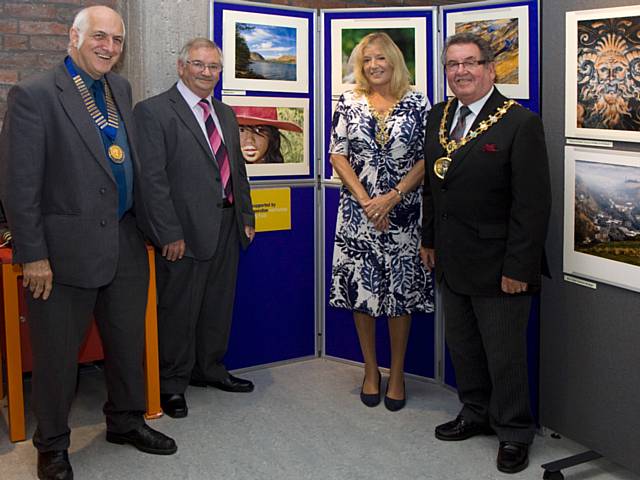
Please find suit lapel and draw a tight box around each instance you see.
[445,97,458,134]
[56,64,115,183]
[444,89,507,180]
[168,85,217,165]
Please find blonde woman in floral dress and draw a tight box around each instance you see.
[329,32,433,411]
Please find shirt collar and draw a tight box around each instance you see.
[456,86,495,117]
[69,56,103,90]
[177,79,212,110]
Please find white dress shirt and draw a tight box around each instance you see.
[449,86,495,138]
[176,79,226,152]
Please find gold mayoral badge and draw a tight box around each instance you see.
[108,144,125,164]
[433,156,452,179]
[435,98,517,180]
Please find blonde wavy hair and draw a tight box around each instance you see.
[352,32,411,99]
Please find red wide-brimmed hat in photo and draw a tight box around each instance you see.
[232,106,302,133]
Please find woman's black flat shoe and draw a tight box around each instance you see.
[360,370,381,407]
[384,380,406,412]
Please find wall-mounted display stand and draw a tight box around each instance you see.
[210,0,542,389]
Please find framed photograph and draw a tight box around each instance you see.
[564,146,640,292]
[444,5,530,99]
[223,96,309,177]
[566,6,640,142]
[222,9,309,93]
[329,17,428,97]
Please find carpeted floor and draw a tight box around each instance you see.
[1,359,637,479]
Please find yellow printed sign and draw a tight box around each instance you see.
[250,188,291,232]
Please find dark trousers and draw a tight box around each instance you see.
[26,214,148,452]
[441,278,535,444]
[156,208,240,394]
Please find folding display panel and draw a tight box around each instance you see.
[211,0,542,393]
[211,1,318,369]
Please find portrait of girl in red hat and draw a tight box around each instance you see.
[232,106,303,164]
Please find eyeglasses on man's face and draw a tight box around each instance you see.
[444,59,488,71]
[186,60,223,73]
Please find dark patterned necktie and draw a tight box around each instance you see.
[451,105,472,142]
[198,99,233,203]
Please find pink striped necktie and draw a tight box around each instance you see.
[198,99,233,203]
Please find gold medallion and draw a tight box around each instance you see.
[434,157,452,179]
[108,144,125,164]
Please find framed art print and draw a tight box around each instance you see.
[329,16,428,97]
[566,6,640,142]
[564,146,640,292]
[223,95,310,177]
[444,5,530,99]
[222,9,310,93]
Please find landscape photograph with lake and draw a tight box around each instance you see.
[574,160,640,267]
[235,22,297,81]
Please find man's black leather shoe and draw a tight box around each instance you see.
[497,441,529,474]
[106,424,177,455]
[190,374,254,392]
[435,415,494,441]
[37,450,73,480]
[160,393,188,418]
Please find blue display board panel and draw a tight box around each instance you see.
[225,186,316,370]
[324,187,435,378]
[211,1,316,181]
[322,8,437,179]
[442,0,540,113]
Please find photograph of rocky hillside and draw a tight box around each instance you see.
[574,160,640,266]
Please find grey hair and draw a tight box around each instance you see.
[178,38,223,64]
[441,32,495,65]
[67,6,126,53]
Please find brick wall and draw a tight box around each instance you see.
[0,0,118,130]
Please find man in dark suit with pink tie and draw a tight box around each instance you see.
[134,38,255,420]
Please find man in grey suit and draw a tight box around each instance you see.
[421,33,551,474]
[0,6,176,480]
[134,38,255,419]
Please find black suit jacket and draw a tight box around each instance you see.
[0,63,146,288]
[422,89,551,296]
[133,85,254,260]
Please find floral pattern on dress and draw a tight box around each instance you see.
[329,89,434,317]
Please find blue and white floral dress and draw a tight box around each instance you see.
[329,89,434,317]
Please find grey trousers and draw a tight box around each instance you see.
[27,214,148,452]
[155,208,240,394]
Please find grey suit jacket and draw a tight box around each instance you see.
[0,63,146,288]
[133,85,254,260]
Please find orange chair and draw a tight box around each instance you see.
[0,246,162,442]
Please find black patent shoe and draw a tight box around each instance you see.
[160,393,188,418]
[37,450,73,480]
[497,441,529,474]
[435,415,494,441]
[190,374,254,393]
[384,380,406,412]
[106,423,177,455]
[360,370,381,407]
